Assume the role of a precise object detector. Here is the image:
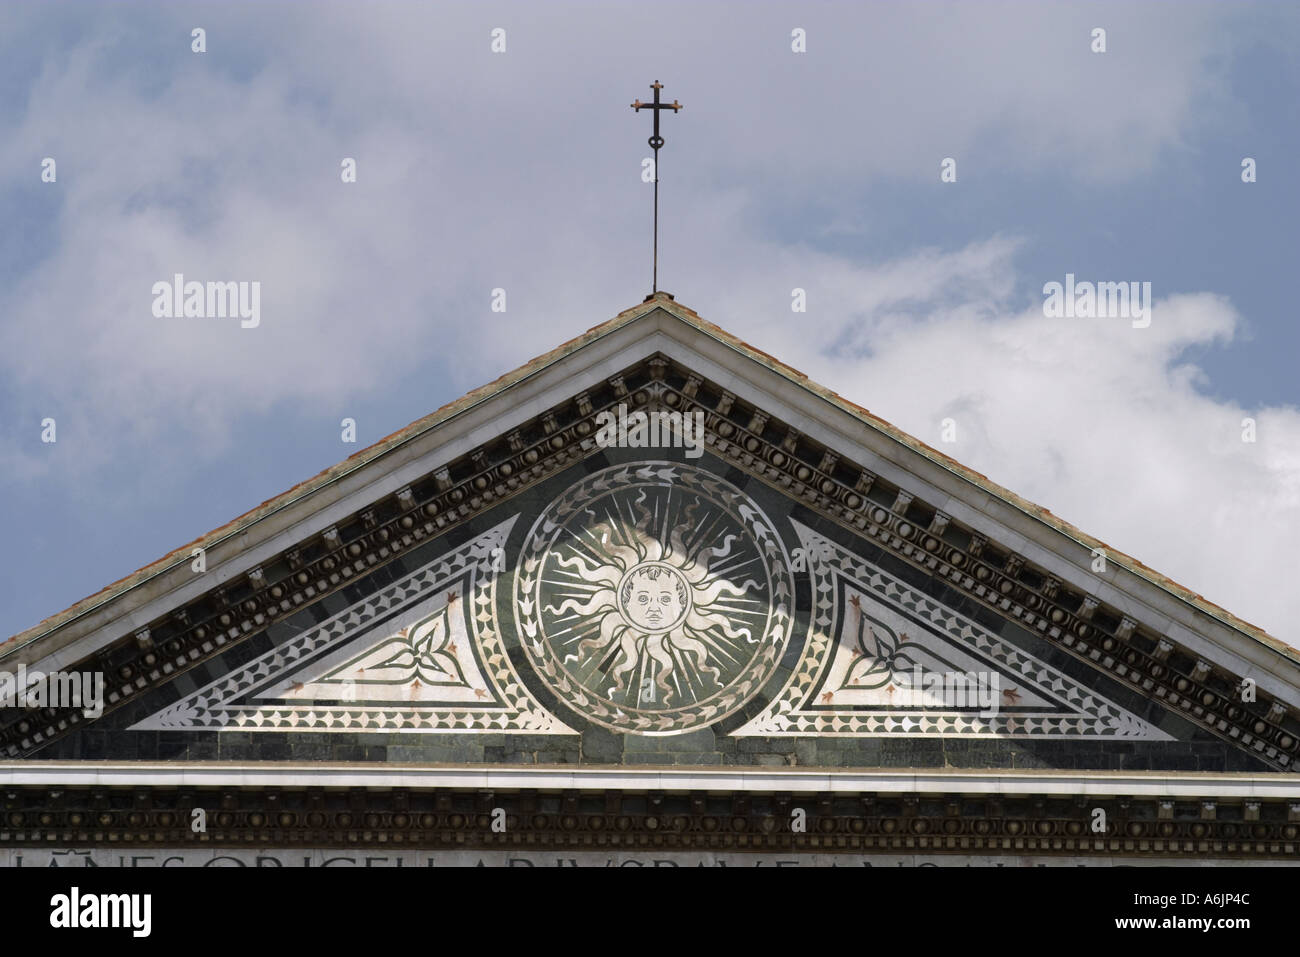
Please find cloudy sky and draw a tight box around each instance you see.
[2,1,1297,643]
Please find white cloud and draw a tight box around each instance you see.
[703,239,1299,641]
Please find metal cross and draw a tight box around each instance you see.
[630,81,682,294]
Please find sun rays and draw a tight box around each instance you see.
[541,486,767,708]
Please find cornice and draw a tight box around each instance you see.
[1,767,1297,859]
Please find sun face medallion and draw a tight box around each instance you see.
[515,463,793,734]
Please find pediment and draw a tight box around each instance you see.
[6,294,1298,774]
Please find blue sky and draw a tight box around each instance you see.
[2,1,1298,641]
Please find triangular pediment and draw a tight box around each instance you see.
[6,294,1299,777]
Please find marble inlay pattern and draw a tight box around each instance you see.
[736,521,1169,739]
[133,519,574,734]
[515,463,794,734]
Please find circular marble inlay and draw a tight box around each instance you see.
[515,463,793,734]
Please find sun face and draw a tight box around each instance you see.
[618,563,690,633]
[515,463,794,734]
[554,512,756,707]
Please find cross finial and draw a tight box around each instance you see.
[630,80,683,294]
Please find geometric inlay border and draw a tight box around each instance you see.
[131,518,576,734]
[735,520,1171,739]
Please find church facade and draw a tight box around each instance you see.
[4,293,1299,866]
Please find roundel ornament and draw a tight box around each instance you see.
[515,463,793,734]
